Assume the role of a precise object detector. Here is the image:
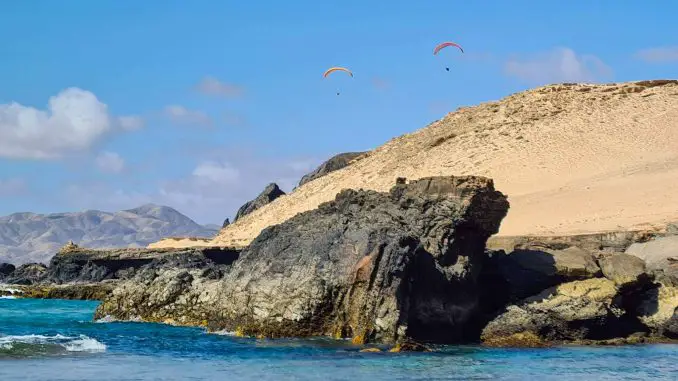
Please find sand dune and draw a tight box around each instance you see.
[179,80,678,248]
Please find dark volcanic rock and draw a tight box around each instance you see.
[486,246,601,301]
[5,263,48,285]
[233,183,285,222]
[222,218,230,228]
[0,263,15,277]
[96,176,510,344]
[481,278,648,346]
[297,152,365,188]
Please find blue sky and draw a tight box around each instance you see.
[0,1,676,224]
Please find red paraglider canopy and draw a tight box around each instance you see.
[433,42,464,55]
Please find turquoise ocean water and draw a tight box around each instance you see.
[0,297,677,380]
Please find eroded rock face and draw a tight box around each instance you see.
[634,284,678,338]
[96,176,509,344]
[5,263,48,285]
[233,183,285,222]
[297,152,365,188]
[481,278,645,346]
[486,246,601,301]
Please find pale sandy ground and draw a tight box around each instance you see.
[152,80,678,249]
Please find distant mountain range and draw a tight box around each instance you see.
[0,204,218,265]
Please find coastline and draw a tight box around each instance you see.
[2,176,676,351]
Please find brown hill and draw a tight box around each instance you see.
[159,80,678,249]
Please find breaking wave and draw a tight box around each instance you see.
[0,334,106,358]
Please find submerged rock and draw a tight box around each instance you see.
[233,183,285,222]
[96,176,509,344]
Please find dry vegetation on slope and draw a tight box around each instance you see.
[177,80,678,248]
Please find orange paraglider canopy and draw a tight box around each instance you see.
[323,67,353,78]
[433,42,464,55]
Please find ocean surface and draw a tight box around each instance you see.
[1,297,677,380]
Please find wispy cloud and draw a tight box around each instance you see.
[95,151,125,174]
[163,105,212,126]
[0,178,27,196]
[116,115,145,131]
[505,47,612,85]
[0,88,112,159]
[196,76,245,98]
[635,47,678,63]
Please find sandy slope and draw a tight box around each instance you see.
[167,80,678,248]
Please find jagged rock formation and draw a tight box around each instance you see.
[210,80,678,248]
[222,218,230,228]
[233,183,285,223]
[297,152,365,188]
[481,228,678,346]
[0,204,218,265]
[96,176,510,344]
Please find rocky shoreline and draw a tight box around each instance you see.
[2,176,677,350]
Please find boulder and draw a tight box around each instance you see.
[222,218,230,228]
[297,152,365,188]
[233,183,285,222]
[486,246,601,300]
[598,254,650,287]
[96,176,510,344]
[634,284,678,338]
[625,235,678,285]
[481,278,642,346]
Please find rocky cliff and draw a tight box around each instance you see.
[95,176,510,344]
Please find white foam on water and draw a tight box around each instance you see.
[0,334,107,353]
[63,336,107,352]
[212,329,237,336]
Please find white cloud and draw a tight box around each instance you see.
[0,178,27,196]
[636,47,678,63]
[505,47,612,85]
[117,115,145,131]
[192,161,240,184]
[0,88,112,159]
[196,76,245,98]
[95,151,125,173]
[163,105,212,126]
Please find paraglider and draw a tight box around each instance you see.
[323,67,353,95]
[433,41,464,72]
